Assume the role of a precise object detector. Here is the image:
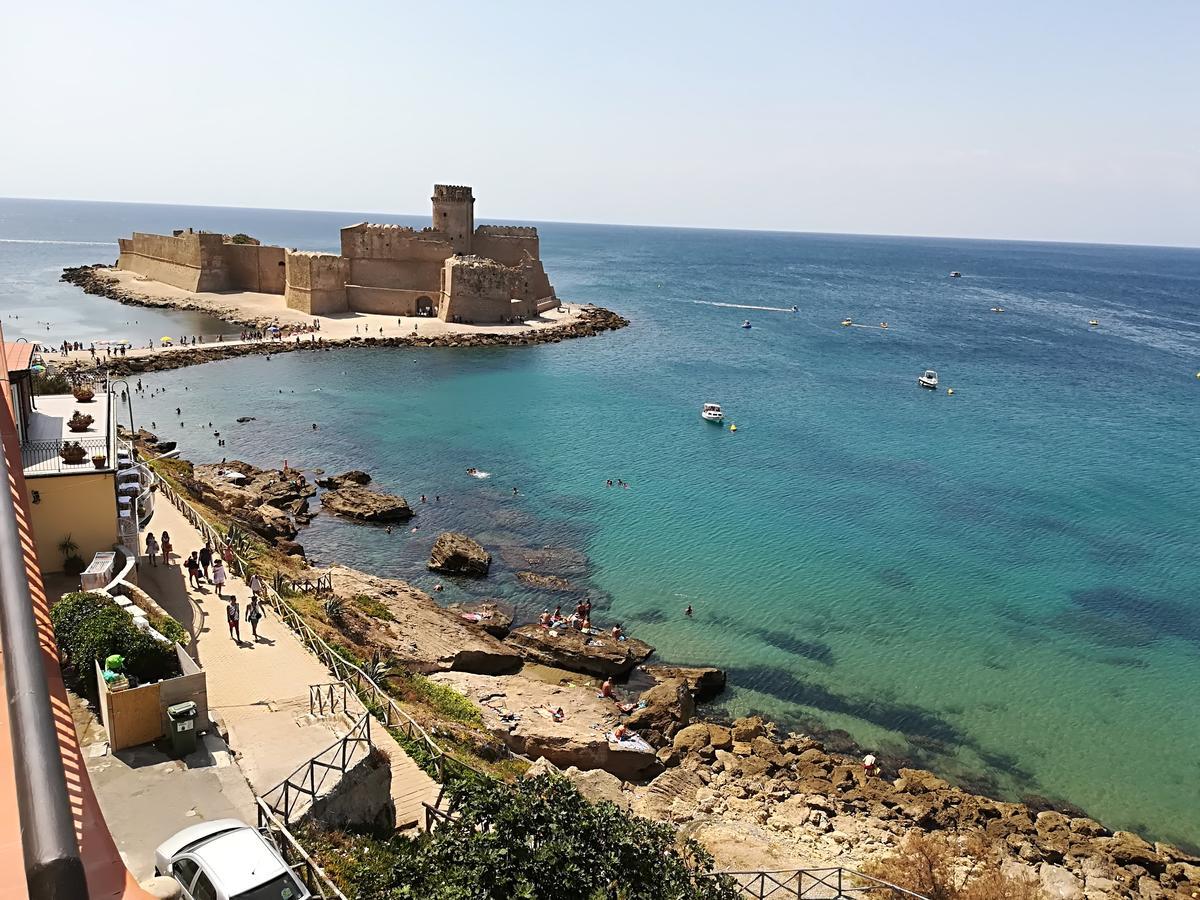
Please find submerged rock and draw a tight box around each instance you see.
[516,571,575,591]
[428,532,491,577]
[320,484,412,522]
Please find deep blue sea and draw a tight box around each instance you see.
[3,197,1198,847]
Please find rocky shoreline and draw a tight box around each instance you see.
[58,264,630,377]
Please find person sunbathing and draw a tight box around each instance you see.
[611,624,623,640]
[613,724,629,740]
[599,678,614,699]
[539,609,553,626]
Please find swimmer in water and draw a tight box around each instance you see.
[685,604,693,617]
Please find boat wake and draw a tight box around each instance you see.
[693,300,797,313]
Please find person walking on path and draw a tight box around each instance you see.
[249,572,265,600]
[184,551,201,588]
[211,557,227,599]
[246,595,264,641]
[144,533,159,567]
[160,530,172,563]
[198,542,213,581]
[221,543,235,570]
[226,596,241,642]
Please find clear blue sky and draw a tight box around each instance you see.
[2,1,1197,246]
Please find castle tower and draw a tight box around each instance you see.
[431,184,474,254]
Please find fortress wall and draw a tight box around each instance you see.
[117,231,208,291]
[222,243,286,294]
[441,258,532,323]
[473,226,540,267]
[285,252,348,315]
[340,225,454,261]
[345,286,435,316]
[347,257,443,294]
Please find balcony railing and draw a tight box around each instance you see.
[21,437,113,475]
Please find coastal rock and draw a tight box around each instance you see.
[322,565,519,674]
[673,723,712,755]
[447,600,513,638]
[643,664,727,701]
[624,678,694,744]
[506,624,654,678]
[320,484,413,522]
[562,767,632,811]
[427,672,657,780]
[516,571,575,591]
[189,461,316,520]
[427,532,491,577]
[496,545,589,578]
[316,470,371,489]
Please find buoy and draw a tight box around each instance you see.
[729,424,737,432]
[947,388,955,395]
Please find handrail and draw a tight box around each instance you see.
[261,713,372,825]
[712,866,931,899]
[255,799,348,900]
[148,468,487,786]
[0,420,88,894]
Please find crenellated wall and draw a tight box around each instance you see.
[340,223,452,297]
[117,230,227,292]
[285,251,348,315]
[472,225,540,267]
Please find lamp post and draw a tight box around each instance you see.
[109,378,135,435]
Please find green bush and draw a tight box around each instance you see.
[50,592,181,692]
[309,774,739,900]
[32,370,72,395]
[391,672,481,726]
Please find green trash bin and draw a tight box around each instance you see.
[166,701,198,757]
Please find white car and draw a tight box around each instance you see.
[155,819,311,900]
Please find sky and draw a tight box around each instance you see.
[1,2,1197,246]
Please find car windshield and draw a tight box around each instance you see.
[232,872,306,900]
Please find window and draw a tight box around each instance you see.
[171,858,200,890]
[233,872,307,899]
[192,872,218,900]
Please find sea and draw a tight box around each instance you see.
[2,197,1197,848]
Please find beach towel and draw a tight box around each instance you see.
[607,732,654,753]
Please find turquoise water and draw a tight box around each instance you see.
[2,199,1198,847]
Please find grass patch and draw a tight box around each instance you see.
[389,672,481,726]
[351,593,395,621]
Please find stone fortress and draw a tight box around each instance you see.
[116,185,559,323]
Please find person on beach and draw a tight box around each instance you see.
[211,558,227,599]
[226,597,241,642]
[611,623,623,640]
[198,543,212,581]
[539,609,553,626]
[600,678,614,699]
[552,605,562,623]
[185,552,201,587]
[160,531,172,563]
[863,754,879,777]
[144,533,159,567]
[246,596,264,640]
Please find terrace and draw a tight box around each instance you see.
[20,392,117,477]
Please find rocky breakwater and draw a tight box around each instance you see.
[427,532,491,577]
[322,565,520,675]
[182,460,314,552]
[507,625,654,678]
[427,672,658,780]
[606,715,1200,900]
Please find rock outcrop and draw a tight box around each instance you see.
[516,571,575,591]
[185,460,315,541]
[623,677,695,746]
[428,672,658,780]
[320,484,413,522]
[322,566,520,675]
[447,600,513,638]
[643,664,727,702]
[427,532,491,577]
[316,470,371,489]
[506,625,654,678]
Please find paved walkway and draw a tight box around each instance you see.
[138,497,438,829]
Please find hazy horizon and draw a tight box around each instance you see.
[2,1,1197,247]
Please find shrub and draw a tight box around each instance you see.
[352,593,395,621]
[32,370,72,395]
[50,592,181,692]
[862,831,1042,900]
[390,672,481,726]
[323,595,346,625]
[309,774,739,900]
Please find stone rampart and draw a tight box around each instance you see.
[117,230,226,292]
[473,225,540,267]
[223,242,286,294]
[345,285,436,317]
[285,251,348,315]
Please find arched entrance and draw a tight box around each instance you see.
[416,296,434,316]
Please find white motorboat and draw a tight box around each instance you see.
[949,271,962,278]
[741,320,752,329]
[701,403,724,423]
[918,369,939,390]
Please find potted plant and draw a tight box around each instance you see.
[72,385,95,403]
[91,454,108,469]
[67,411,94,432]
[59,441,88,465]
[59,534,86,576]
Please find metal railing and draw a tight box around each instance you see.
[0,423,88,895]
[260,713,372,825]
[21,435,111,474]
[309,681,350,718]
[149,468,486,787]
[256,799,348,900]
[714,868,931,899]
[283,572,333,596]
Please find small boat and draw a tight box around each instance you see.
[741,320,752,329]
[949,271,962,278]
[701,402,724,423]
[991,307,1005,313]
[1088,319,1099,327]
[880,322,889,329]
[791,306,798,313]
[918,369,939,390]
[841,318,853,327]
